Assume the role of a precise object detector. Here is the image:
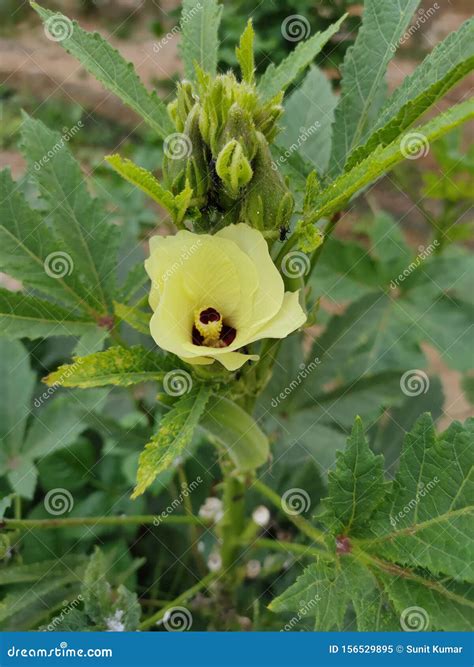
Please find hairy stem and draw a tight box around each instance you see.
[2,514,205,530]
[253,479,328,548]
[139,571,218,630]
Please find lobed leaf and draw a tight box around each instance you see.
[236,19,255,85]
[180,0,223,81]
[346,18,474,169]
[105,154,192,226]
[132,385,211,497]
[31,3,173,138]
[0,289,96,340]
[44,346,178,388]
[21,115,119,313]
[329,0,420,174]
[258,15,346,102]
[307,99,474,225]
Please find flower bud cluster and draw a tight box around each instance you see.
[163,70,294,232]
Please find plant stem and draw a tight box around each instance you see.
[253,479,328,548]
[178,465,207,575]
[250,538,326,560]
[2,514,204,531]
[220,472,246,571]
[308,212,341,279]
[139,571,217,630]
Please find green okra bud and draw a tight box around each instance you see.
[216,139,253,198]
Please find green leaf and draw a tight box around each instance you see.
[31,4,173,139]
[270,415,474,631]
[44,346,177,388]
[0,289,96,339]
[236,19,255,84]
[280,66,338,175]
[25,396,91,459]
[346,18,474,169]
[323,417,385,534]
[0,170,86,310]
[200,396,269,472]
[380,574,474,632]
[180,0,223,81]
[105,155,192,226]
[21,115,118,312]
[132,385,211,498]
[309,237,381,304]
[0,556,86,586]
[114,301,150,336]
[308,99,474,225]
[0,339,35,454]
[329,0,420,174]
[270,557,373,631]
[258,15,346,102]
[366,414,474,582]
[82,548,111,626]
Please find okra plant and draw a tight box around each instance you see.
[0,0,473,631]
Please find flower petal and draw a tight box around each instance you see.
[248,290,306,343]
[216,224,284,329]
